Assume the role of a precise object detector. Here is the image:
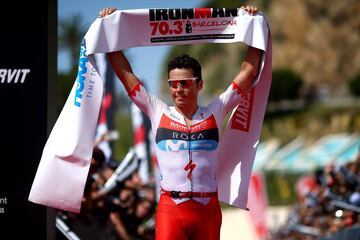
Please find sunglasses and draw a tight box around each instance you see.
[167,77,199,89]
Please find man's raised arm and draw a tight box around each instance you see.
[107,50,141,93]
[232,46,262,92]
[99,7,140,93]
[232,5,262,92]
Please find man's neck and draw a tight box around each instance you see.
[175,105,198,120]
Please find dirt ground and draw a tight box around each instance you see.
[220,206,291,240]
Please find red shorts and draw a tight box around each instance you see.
[155,195,222,240]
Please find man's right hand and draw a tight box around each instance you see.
[98,7,141,93]
[99,7,117,18]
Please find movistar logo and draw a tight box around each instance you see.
[149,8,239,21]
[74,39,88,107]
[157,139,217,151]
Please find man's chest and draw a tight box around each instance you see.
[154,109,220,151]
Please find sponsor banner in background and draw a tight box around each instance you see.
[0,69,31,84]
[0,1,51,238]
[94,53,114,163]
[131,102,151,184]
[247,172,268,239]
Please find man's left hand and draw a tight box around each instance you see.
[241,5,258,16]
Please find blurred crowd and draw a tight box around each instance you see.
[55,143,360,240]
[57,146,157,240]
[273,151,360,240]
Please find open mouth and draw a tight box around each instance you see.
[176,97,186,102]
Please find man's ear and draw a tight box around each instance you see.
[197,79,203,91]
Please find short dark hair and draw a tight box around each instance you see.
[92,146,105,167]
[168,54,202,81]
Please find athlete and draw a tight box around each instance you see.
[100,5,261,240]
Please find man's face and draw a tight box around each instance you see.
[168,68,203,110]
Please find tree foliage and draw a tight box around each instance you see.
[57,14,88,111]
[348,71,360,97]
[59,14,87,69]
[269,69,303,102]
[269,0,360,95]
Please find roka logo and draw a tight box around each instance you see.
[0,69,30,84]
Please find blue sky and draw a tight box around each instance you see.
[58,0,206,95]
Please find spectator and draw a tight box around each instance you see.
[272,150,360,240]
